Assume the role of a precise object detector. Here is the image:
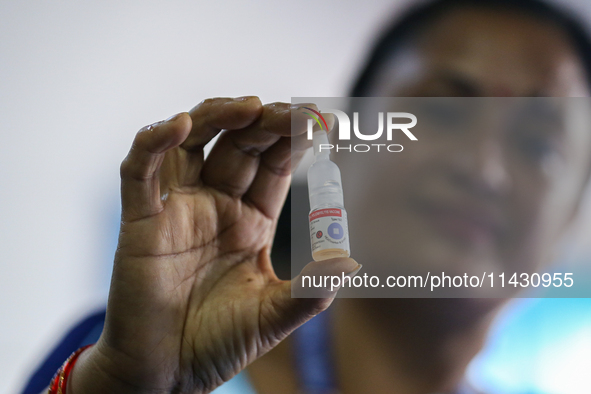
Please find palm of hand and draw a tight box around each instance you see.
[92,97,356,394]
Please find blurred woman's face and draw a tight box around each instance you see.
[338,8,591,281]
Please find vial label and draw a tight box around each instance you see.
[309,208,350,255]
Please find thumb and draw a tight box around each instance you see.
[291,258,362,299]
[269,258,361,333]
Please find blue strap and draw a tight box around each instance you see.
[21,308,106,394]
[292,309,338,393]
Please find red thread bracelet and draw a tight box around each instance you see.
[48,344,93,394]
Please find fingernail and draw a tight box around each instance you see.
[345,263,363,278]
[290,103,316,111]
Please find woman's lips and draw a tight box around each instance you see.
[415,200,504,246]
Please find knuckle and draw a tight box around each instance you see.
[201,97,216,107]
[134,124,154,146]
[120,128,151,179]
[198,97,227,110]
[246,95,262,105]
[119,156,133,178]
[189,97,223,117]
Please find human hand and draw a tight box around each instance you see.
[68,97,359,394]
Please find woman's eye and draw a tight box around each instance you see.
[416,101,469,130]
[517,136,557,162]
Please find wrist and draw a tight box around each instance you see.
[65,346,91,394]
[48,345,92,394]
[67,342,171,394]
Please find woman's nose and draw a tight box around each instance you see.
[449,134,511,199]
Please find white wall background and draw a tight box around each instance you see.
[2,1,591,393]
[0,1,405,392]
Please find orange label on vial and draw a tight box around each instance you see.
[309,208,342,221]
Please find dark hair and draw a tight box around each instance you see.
[350,0,591,96]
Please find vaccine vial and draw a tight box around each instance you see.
[307,128,351,261]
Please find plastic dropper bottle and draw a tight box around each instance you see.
[308,128,351,261]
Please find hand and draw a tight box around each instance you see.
[69,97,359,394]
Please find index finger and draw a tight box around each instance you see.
[181,96,264,151]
